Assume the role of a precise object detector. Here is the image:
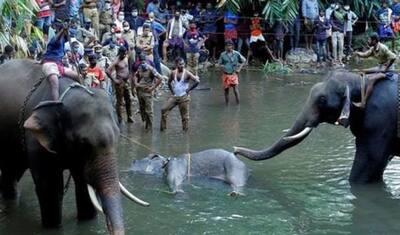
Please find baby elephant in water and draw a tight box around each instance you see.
[130,149,249,195]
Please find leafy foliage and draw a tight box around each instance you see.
[0,0,42,57]
[218,0,384,24]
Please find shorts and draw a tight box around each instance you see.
[304,18,314,33]
[42,62,64,77]
[166,36,184,48]
[224,29,238,40]
[222,73,239,89]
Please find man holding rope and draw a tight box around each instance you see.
[353,33,397,108]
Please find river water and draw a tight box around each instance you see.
[1,68,400,235]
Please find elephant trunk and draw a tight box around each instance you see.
[88,152,125,235]
[234,105,317,161]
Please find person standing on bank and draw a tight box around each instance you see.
[160,57,200,132]
[218,40,246,106]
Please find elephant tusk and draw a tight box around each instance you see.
[119,182,150,207]
[283,127,313,141]
[87,184,104,213]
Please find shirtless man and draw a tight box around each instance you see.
[107,46,133,123]
[160,57,200,132]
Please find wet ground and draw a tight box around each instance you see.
[1,68,400,235]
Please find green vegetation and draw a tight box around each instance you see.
[0,0,42,57]
[218,0,382,24]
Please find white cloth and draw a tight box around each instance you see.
[172,69,189,97]
[168,18,185,39]
[250,34,265,43]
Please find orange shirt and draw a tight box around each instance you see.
[87,66,105,88]
[250,18,263,37]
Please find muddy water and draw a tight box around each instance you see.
[1,69,400,235]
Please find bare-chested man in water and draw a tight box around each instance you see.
[107,46,133,123]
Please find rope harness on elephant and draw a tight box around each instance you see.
[18,80,95,195]
[18,75,47,156]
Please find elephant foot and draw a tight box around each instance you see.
[42,219,62,229]
[77,209,97,221]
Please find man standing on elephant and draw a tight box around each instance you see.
[354,33,397,108]
[42,22,80,100]
[218,40,246,106]
[160,57,199,132]
[133,53,166,131]
[106,46,134,123]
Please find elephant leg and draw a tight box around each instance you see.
[70,170,97,221]
[350,135,392,184]
[0,165,26,200]
[30,160,64,228]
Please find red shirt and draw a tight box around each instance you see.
[36,0,52,18]
[87,66,105,88]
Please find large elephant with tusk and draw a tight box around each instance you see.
[235,71,400,184]
[0,60,148,235]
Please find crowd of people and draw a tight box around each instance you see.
[0,0,399,131]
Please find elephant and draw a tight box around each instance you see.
[234,70,400,184]
[130,149,249,195]
[0,60,148,235]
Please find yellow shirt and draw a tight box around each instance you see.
[358,42,397,65]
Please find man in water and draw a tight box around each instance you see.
[106,46,133,123]
[354,33,396,108]
[217,40,246,105]
[160,58,199,132]
[133,53,166,131]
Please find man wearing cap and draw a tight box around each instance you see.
[133,53,166,130]
[82,0,100,36]
[136,23,155,62]
[107,46,134,123]
[218,40,246,105]
[94,44,110,70]
[99,1,114,39]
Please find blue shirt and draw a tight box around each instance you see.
[43,36,66,62]
[183,30,204,53]
[149,21,166,45]
[392,3,400,16]
[302,0,319,19]
[69,0,82,18]
[224,10,238,31]
[146,2,159,15]
[126,15,145,32]
[201,10,218,33]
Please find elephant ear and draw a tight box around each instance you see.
[23,101,64,154]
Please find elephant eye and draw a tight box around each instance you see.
[318,95,327,105]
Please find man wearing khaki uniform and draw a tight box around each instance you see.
[82,0,99,37]
[133,54,166,130]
